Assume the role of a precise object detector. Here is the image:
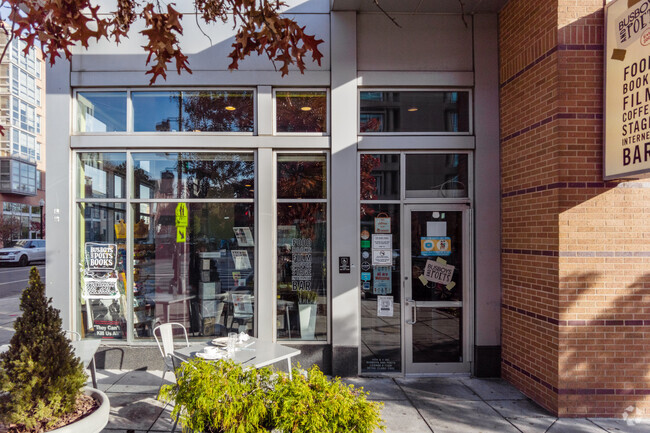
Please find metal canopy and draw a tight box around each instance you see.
[330,0,508,13]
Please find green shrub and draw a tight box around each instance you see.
[159,359,384,433]
[0,267,87,432]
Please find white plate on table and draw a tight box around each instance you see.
[196,351,225,360]
[211,337,229,346]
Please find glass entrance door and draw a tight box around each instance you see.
[403,205,471,374]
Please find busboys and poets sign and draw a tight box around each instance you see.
[605,0,650,179]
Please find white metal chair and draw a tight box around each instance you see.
[153,322,189,394]
[64,330,82,341]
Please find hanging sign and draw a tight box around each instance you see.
[372,234,392,250]
[233,227,255,247]
[85,243,117,271]
[373,266,392,295]
[377,296,394,317]
[372,249,392,266]
[604,0,650,178]
[176,226,187,243]
[175,203,188,227]
[423,259,455,285]
[374,213,391,234]
[231,250,252,270]
[421,237,452,256]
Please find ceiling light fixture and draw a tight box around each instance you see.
[300,106,312,111]
[407,107,418,112]
[225,106,236,111]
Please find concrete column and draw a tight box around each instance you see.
[45,60,72,329]
[472,13,502,377]
[330,11,358,376]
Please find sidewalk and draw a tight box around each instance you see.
[94,369,649,433]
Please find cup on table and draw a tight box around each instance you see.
[204,346,220,356]
[227,332,238,353]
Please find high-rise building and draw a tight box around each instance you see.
[0,32,46,243]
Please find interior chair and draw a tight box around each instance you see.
[153,323,189,395]
[64,330,82,341]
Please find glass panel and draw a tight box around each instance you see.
[76,92,127,132]
[77,203,128,340]
[405,154,468,199]
[360,91,469,133]
[412,307,462,363]
[133,202,255,339]
[133,152,254,199]
[132,90,254,132]
[360,154,400,200]
[409,210,462,302]
[77,153,127,199]
[276,91,327,133]
[277,154,327,199]
[277,203,327,341]
[360,203,401,373]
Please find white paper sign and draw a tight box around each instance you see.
[423,259,455,285]
[372,249,392,266]
[231,250,252,270]
[233,227,255,247]
[427,221,447,237]
[372,234,392,250]
[377,296,394,317]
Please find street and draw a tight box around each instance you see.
[0,264,45,344]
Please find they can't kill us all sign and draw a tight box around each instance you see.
[604,0,650,179]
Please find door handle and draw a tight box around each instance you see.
[405,299,416,325]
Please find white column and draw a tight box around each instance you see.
[256,147,274,341]
[45,60,72,329]
[330,11,359,375]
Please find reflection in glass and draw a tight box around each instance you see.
[76,92,127,132]
[77,203,128,339]
[410,210,462,302]
[133,152,254,199]
[276,91,327,133]
[277,203,327,341]
[405,154,468,199]
[132,90,254,132]
[277,155,327,199]
[77,153,127,199]
[132,202,255,339]
[360,204,401,372]
[412,308,462,363]
[360,91,469,133]
[360,154,400,201]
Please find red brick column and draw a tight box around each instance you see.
[500,0,650,418]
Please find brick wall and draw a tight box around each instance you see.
[500,0,650,418]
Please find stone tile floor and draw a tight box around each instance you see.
[95,369,650,433]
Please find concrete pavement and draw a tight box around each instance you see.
[92,369,650,433]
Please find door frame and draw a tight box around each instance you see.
[402,203,473,375]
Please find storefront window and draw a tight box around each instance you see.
[360,154,400,201]
[360,91,470,133]
[276,154,328,341]
[359,203,401,373]
[405,154,468,199]
[132,90,254,132]
[133,153,254,199]
[77,153,126,199]
[76,92,127,132]
[133,202,255,339]
[77,203,128,339]
[275,91,327,133]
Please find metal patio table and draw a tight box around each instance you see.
[71,339,100,388]
[175,337,300,379]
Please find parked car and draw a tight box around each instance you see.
[0,239,46,266]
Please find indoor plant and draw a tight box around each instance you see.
[0,267,109,433]
[297,290,318,340]
[159,358,384,433]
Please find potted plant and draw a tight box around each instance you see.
[159,358,384,433]
[0,267,110,433]
[297,290,318,340]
